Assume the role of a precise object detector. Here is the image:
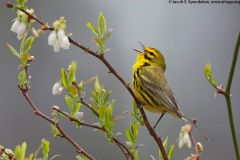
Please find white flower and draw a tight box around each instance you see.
[60,34,70,49]
[11,19,28,40]
[5,148,14,155]
[52,82,64,95]
[178,132,191,148]
[57,28,65,39]
[48,29,70,52]
[17,22,27,35]
[10,19,21,32]
[10,9,38,40]
[177,124,192,148]
[48,17,70,52]
[31,27,39,38]
[51,105,61,115]
[48,31,57,45]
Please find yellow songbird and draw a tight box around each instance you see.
[132,43,208,140]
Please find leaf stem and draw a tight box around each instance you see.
[224,32,240,160]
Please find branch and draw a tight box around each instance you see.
[8,6,169,160]
[224,32,240,160]
[18,86,95,160]
[188,119,200,160]
[52,107,134,160]
[1,148,17,160]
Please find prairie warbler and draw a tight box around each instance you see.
[132,43,208,140]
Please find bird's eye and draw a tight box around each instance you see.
[148,51,155,56]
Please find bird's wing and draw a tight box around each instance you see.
[140,67,209,140]
[139,67,182,118]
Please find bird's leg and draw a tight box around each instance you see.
[153,112,165,129]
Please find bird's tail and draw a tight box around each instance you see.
[182,115,209,140]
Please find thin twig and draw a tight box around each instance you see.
[9,6,169,160]
[53,107,134,160]
[71,82,134,159]
[224,32,240,160]
[2,148,17,160]
[188,119,199,160]
[18,86,95,160]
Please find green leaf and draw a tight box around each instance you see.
[20,52,31,66]
[67,85,78,97]
[18,70,27,87]
[167,145,174,159]
[132,121,138,139]
[133,150,139,160]
[98,12,107,38]
[65,95,73,108]
[159,137,174,160]
[21,36,35,53]
[99,106,107,125]
[204,62,217,88]
[90,98,98,112]
[86,22,99,37]
[51,124,60,138]
[94,77,100,92]
[102,29,113,43]
[92,38,104,51]
[103,90,112,105]
[68,61,77,83]
[17,0,27,5]
[61,68,68,88]
[126,129,134,144]
[130,121,138,141]
[163,137,168,149]
[105,108,114,132]
[71,103,81,116]
[91,91,98,102]
[14,145,21,159]
[76,155,81,160]
[41,139,50,159]
[132,100,139,116]
[14,142,27,160]
[76,155,89,160]
[108,99,115,112]
[20,142,27,160]
[6,43,20,57]
[28,153,34,160]
[12,4,23,10]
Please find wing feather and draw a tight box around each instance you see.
[139,67,182,118]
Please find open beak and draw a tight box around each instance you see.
[132,42,145,54]
[139,42,144,50]
[132,48,142,53]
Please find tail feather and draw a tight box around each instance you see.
[182,115,209,140]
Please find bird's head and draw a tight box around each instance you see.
[133,43,166,71]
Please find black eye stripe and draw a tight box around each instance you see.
[147,51,155,57]
[149,52,154,56]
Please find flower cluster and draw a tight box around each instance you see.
[52,82,64,95]
[178,124,192,148]
[48,17,70,52]
[10,9,38,40]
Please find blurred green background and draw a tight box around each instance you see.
[0,0,239,159]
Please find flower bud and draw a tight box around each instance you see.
[52,82,64,95]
